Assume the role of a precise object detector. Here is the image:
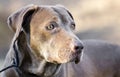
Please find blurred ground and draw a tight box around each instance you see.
[0,0,120,68]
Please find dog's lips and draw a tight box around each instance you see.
[74,55,80,64]
[70,51,81,64]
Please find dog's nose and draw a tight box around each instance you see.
[74,43,84,52]
[74,45,83,51]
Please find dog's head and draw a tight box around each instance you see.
[8,4,83,64]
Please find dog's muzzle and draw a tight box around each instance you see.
[71,42,84,64]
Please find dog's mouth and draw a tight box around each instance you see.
[56,48,83,64]
[46,48,82,64]
[74,54,81,64]
[70,51,81,64]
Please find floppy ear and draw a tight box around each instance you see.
[7,4,38,33]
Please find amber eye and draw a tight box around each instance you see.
[71,24,75,30]
[46,24,55,30]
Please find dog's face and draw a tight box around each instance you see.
[30,6,83,64]
[8,5,83,64]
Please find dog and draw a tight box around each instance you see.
[1,4,120,77]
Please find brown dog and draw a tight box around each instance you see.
[1,4,120,77]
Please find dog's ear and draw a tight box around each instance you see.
[7,4,38,33]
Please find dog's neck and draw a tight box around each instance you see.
[27,59,61,77]
[20,49,61,77]
[17,33,62,77]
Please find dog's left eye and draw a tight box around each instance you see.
[70,24,75,30]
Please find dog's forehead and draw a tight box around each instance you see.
[31,7,55,25]
[51,6,74,24]
[30,6,73,27]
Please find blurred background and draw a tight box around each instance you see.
[0,0,120,69]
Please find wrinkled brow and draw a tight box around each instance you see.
[52,7,74,24]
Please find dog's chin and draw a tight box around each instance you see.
[70,53,81,64]
[74,55,80,64]
[59,54,81,64]
[45,53,81,64]
[47,57,80,64]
